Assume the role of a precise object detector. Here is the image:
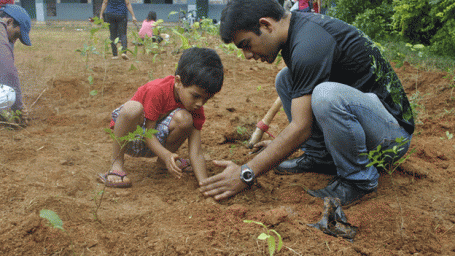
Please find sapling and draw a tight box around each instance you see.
[39,209,75,255]
[92,126,157,221]
[244,220,283,256]
[76,17,112,99]
[362,137,416,234]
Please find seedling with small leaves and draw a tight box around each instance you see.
[363,137,415,175]
[92,126,158,221]
[244,220,283,256]
[40,209,75,255]
[440,131,453,140]
[362,137,415,234]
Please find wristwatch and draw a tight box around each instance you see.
[240,164,255,187]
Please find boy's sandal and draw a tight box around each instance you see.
[177,158,193,173]
[97,170,132,188]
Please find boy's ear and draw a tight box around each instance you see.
[174,75,182,86]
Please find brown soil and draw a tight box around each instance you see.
[1,24,454,255]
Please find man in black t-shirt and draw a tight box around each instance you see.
[199,0,414,206]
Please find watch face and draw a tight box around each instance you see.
[242,171,253,181]
[240,165,255,185]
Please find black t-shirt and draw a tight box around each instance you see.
[281,12,414,135]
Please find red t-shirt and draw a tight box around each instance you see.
[0,0,15,5]
[111,75,205,130]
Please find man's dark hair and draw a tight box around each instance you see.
[0,11,20,27]
[220,0,285,44]
[146,11,157,21]
[175,47,224,95]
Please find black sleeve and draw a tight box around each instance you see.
[289,23,337,99]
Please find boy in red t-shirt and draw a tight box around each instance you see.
[99,47,224,188]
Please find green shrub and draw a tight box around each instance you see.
[329,0,375,24]
[391,0,439,45]
[428,0,455,57]
[353,2,394,40]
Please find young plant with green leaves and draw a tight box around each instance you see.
[39,209,75,255]
[0,109,25,129]
[92,126,158,221]
[362,137,415,234]
[363,137,415,176]
[244,220,283,256]
[440,131,453,140]
[76,17,113,98]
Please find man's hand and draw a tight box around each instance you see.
[199,160,249,201]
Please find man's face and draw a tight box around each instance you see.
[233,25,281,64]
[2,17,21,44]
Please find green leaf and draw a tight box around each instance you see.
[40,209,64,231]
[267,235,276,256]
[129,64,137,71]
[257,233,269,240]
[89,90,98,96]
[168,11,178,19]
[270,229,283,252]
[243,219,267,229]
[88,75,94,85]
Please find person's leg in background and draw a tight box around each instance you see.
[106,13,120,58]
[117,15,129,60]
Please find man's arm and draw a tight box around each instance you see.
[247,95,313,177]
[187,127,208,183]
[199,95,313,200]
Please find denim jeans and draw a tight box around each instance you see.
[275,67,412,189]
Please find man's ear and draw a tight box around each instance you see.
[5,17,14,26]
[258,17,274,33]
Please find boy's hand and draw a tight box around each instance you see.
[199,160,248,201]
[165,153,184,179]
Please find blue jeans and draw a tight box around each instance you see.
[275,67,412,190]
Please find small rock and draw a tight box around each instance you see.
[114,191,131,197]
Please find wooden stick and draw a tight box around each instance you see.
[30,87,47,108]
[247,97,282,148]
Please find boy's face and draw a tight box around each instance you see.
[174,76,213,112]
[233,19,281,64]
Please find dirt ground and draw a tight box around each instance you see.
[1,23,454,255]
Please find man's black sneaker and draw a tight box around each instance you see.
[275,154,336,175]
[307,177,377,206]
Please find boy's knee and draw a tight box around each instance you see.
[120,101,144,119]
[172,109,193,130]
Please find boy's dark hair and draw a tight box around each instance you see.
[146,11,157,21]
[220,0,285,44]
[0,11,20,27]
[176,47,224,95]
